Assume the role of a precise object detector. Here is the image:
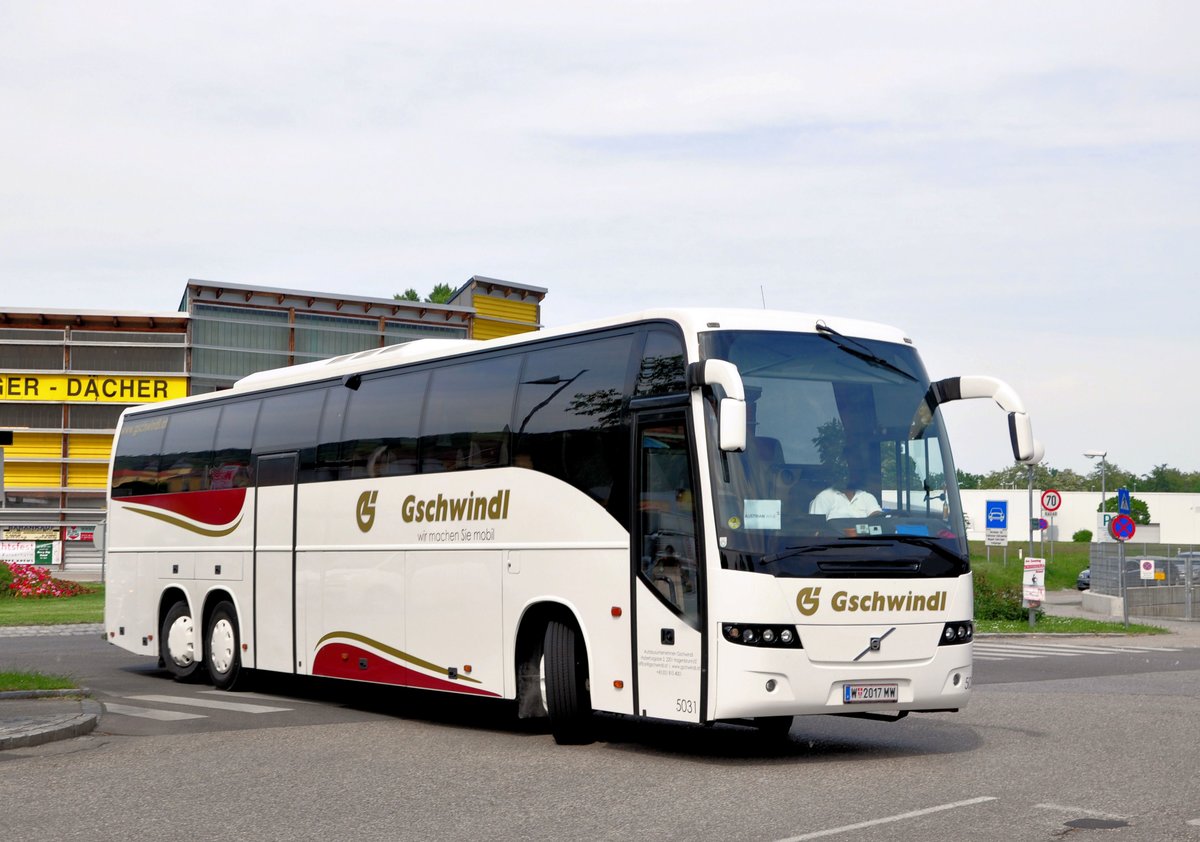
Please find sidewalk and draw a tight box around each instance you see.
[1039,588,1200,645]
[0,624,106,751]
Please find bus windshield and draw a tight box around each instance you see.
[700,329,968,579]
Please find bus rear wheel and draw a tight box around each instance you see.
[542,620,593,745]
[206,601,243,691]
[161,601,200,681]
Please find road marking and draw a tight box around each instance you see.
[775,796,997,841]
[973,641,1183,662]
[198,689,316,705]
[976,644,1097,656]
[127,694,292,714]
[972,648,1043,659]
[104,703,206,721]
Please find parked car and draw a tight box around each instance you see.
[1076,568,1090,591]
[1172,552,1200,583]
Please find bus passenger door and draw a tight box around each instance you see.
[633,414,705,722]
[254,453,298,674]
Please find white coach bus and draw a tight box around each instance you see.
[104,309,1040,743]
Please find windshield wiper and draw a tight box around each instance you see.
[763,535,965,567]
[815,321,916,382]
[760,545,837,566]
[842,534,965,564]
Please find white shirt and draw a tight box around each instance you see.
[809,487,883,519]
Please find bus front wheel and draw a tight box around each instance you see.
[161,601,200,681]
[206,601,243,691]
[542,620,594,745]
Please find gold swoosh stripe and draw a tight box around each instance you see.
[128,506,243,537]
[316,630,484,685]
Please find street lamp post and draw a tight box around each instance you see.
[1084,450,1107,539]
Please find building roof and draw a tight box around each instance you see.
[0,308,189,330]
[182,279,475,323]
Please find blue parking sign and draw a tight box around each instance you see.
[986,500,1008,529]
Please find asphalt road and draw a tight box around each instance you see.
[2,633,1198,841]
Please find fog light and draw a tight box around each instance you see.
[780,628,794,644]
[944,626,956,642]
[956,625,966,639]
[762,629,776,643]
[743,629,756,643]
[765,679,777,692]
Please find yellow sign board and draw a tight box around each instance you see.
[0,373,186,404]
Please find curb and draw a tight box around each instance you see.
[0,687,92,700]
[0,693,101,751]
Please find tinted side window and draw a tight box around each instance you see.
[420,356,521,472]
[513,334,636,526]
[338,370,428,479]
[159,406,220,493]
[308,385,349,482]
[211,401,259,489]
[112,414,168,498]
[637,329,687,396]
[253,389,326,456]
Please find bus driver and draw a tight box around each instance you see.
[808,469,883,520]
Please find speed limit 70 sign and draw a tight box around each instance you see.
[1041,489,1062,513]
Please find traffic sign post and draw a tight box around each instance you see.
[985,500,1008,564]
[1023,557,1046,629]
[1109,514,1136,629]
[1040,489,1062,513]
[1109,514,1136,541]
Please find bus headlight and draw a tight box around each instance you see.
[721,623,803,648]
[939,621,973,645]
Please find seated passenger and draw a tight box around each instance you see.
[809,471,883,520]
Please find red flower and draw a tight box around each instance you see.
[2,562,87,599]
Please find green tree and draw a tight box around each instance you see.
[955,469,984,489]
[393,284,455,304]
[427,283,454,304]
[1099,494,1151,526]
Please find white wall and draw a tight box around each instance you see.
[960,490,1200,546]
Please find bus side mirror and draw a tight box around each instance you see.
[688,360,746,453]
[915,375,1044,465]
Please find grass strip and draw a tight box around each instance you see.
[0,586,104,626]
[977,615,1168,635]
[0,671,79,692]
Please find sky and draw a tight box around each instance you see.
[2,2,1197,477]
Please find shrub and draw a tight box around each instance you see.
[974,570,1042,621]
[1072,529,1092,543]
[0,562,12,597]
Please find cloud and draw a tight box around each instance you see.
[1,1,1197,474]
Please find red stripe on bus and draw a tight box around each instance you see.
[121,488,248,527]
[312,642,500,698]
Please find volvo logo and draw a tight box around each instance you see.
[853,627,896,661]
[356,490,378,533]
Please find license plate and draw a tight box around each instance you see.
[843,682,898,703]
